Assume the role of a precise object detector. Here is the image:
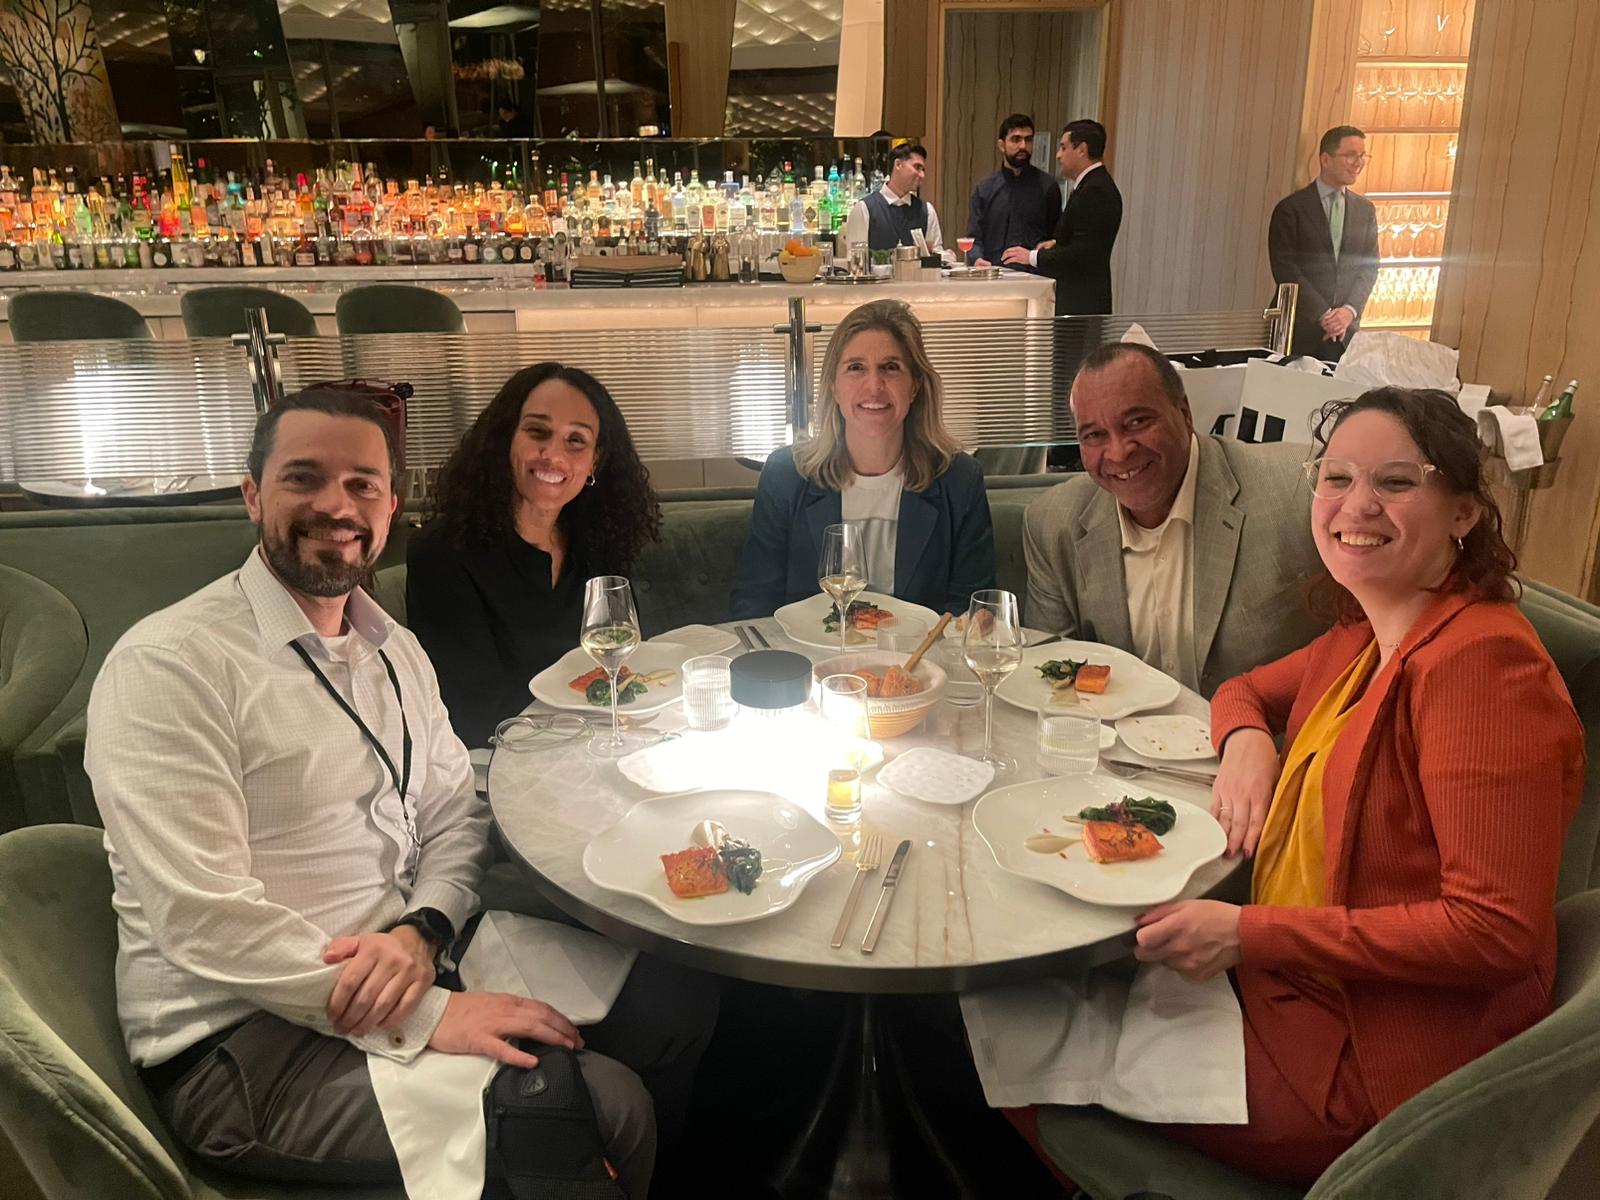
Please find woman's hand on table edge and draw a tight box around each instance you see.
[1212,727,1278,858]
[1134,899,1242,982]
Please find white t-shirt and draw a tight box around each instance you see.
[841,464,905,593]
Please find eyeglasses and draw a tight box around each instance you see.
[1334,151,1371,164]
[1302,457,1441,501]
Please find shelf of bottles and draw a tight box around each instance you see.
[1353,0,1475,330]
[0,139,894,280]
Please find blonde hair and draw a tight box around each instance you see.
[793,299,961,492]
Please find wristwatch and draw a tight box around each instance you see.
[385,906,455,953]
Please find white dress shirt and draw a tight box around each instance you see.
[1116,435,1201,691]
[843,183,943,252]
[86,549,492,1067]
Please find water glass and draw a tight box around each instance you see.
[819,674,870,823]
[681,654,735,731]
[1037,711,1102,776]
[876,614,929,654]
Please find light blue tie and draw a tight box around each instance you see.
[1329,190,1345,262]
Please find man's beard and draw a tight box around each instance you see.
[1007,150,1031,170]
[260,517,376,598]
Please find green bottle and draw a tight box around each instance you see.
[1539,379,1578,423]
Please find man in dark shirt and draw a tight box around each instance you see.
[965,113,1063,269]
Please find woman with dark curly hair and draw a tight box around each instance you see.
[407,362,661,746]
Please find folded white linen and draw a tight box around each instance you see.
[1120,323,1158,349]
[1476,406,1545,471]
[960,961,1246,1124]
[367,911,637,1200]
[1455,382,1493,419]
[1333,330,1460,391]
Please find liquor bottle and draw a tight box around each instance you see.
[1522,374,1555,418]
[1540,380,1578,423]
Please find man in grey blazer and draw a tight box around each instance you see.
[1024,344,1326,697]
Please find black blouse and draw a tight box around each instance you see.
[406,523,586,747]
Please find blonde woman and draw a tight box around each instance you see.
[731,299,994,618]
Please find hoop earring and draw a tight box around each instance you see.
[586,472,597,487]
[1455,536,1465,552]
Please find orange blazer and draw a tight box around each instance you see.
[1211,592,1586,1117]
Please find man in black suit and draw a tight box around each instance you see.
[1268,125,1381,360]
[1003,118,1122,315]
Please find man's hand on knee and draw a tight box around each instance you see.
[428,992,585,1069]
[323,929,437,1036]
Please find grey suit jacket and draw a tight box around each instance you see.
[1022,436,1327,697]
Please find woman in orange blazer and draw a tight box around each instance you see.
[1132,387,1586,1183]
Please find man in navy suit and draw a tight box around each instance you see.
[1003,118,1122,316]
[1268,125,1381,360]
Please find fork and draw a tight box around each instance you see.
[830,833,883,948]
[747,624,771,649]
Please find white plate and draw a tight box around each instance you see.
[1114,714,1217,762]
[530,641,688,715]
[995,640,1181,721]
[773,591,941,650]
[973,775,1226,907]
[878,747,994,806]
[582,789,843,925]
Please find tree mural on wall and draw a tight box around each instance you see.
[0,0,120,142]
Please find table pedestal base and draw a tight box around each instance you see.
[768,994,978,1199]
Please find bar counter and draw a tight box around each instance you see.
[0,265,1054,339]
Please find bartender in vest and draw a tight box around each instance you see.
[844,143,944,253]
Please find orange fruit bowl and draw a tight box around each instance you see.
[778,252,824,283]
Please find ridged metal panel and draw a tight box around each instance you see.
[0,308,1275,483]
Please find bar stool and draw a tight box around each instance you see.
[179,285,319,339]
[334,283,466,334]
[7,290,152,342]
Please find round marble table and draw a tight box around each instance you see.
[488,617,1241,1198]
[488,617,1238,995]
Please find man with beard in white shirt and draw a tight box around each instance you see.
[86,385,715,1195]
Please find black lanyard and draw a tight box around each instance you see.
[289,640,416,869]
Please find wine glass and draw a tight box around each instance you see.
[580,575,645,758]
[818,522,866,653]
[962,589,1022,776]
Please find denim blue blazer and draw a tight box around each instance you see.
[729,446,996,620]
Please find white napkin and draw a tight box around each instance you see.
[1333,331,1460,391]
[1476,406,1544,471]
[960,962,1246,1124]
[367,912,637,1200]
[1455,382,1493,419]
[1120,322,1158,349]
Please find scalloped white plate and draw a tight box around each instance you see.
[878,747,994,805]
[973,775,1225,907]
[582,789,842,926]
[530,641,687,715]
[1114,714,1218,763]
[995,640,1181,721]
[773,591,941,650]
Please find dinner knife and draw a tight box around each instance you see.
[748,624,772,649]
[860,839,912,954]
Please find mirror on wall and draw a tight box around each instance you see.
[724,0,840,136]
[0,0,677,143]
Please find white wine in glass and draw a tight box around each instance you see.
[818,522,867,652]
[963,589,1022,775]
[581,575,646,758]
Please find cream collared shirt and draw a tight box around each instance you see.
[1116,435,1201,691]
[86,549,492,1067]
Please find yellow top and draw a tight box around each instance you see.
[1252,641,1380,908]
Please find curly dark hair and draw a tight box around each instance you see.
[426,362,662,574]
[1307,386,1517,624]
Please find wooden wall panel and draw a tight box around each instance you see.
[1296,0,1363,186]
[939,8,1103,244]
[1107,0,1314,313]
[1433,0,1600,599]
[663,0,736,138]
